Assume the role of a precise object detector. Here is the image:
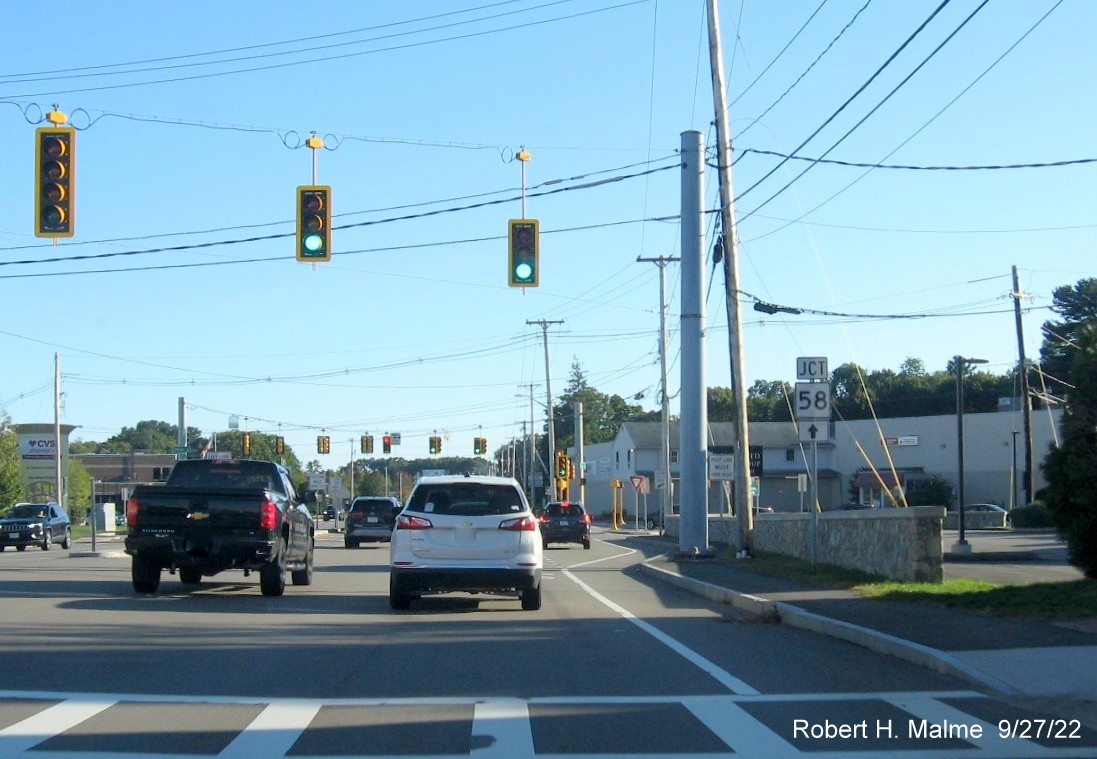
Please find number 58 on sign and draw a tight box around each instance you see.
[795,382,831,419]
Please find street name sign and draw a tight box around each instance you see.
[796,356,829,381]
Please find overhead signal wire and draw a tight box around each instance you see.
[734,0,952,203]
[738,0,989,224]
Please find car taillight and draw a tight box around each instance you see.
[582,513,592,523]
[500,515,537,531]
[396,514,433,530]
[259,500,278,530]
[126,497,139,527]
[538,514,548,522]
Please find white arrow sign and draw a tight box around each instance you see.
[798,420,831,442]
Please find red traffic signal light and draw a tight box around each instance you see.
[35,126,76,238]
[508,219,539,287]
[382,435,392,454]
[296,185,331,262]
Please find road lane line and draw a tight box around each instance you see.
[471,698,535,758]
[562,568,761,695]
[218,701,320,758]
[0,697,114,755]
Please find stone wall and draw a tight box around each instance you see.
[665,507,944,582]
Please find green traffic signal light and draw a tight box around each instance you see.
[297,185,331,262]
[35,126,76,238]
[508,219,539,287]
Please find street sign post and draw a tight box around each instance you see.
[708,454,734,480]
[795,382,832,419]
[796,356,829,381]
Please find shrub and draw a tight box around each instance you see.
[1010,502,1055,529]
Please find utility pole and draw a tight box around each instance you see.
[1011,265,1034,505]
[54,353,63,508]
[707,0,753,554]
[638,255,680,529]
[573,401,585,504]
[679,130,709,555]
[527,320,564,501]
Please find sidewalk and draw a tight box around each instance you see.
[632,533,1097,724]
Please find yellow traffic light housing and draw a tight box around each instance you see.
[242,432,252,457]
[508,219,539,287]
[361,435,374,454]
[35,126,76,238]
[317,435,330,454]
[296,185,331,262]
[275,436,285,455]
[429,436,442,455]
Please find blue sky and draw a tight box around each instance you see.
[1,0,1093,462]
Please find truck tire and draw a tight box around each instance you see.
[260,540,287,596]
[132,555,161,593]
[179,566,202,585]
[291,539,314,586]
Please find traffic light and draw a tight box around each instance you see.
[508,219,539,287]
[473,436,487,455]
[35,126,76,238]
[317,435,330,454]
[429,436,441,455]
[382,435,392,454]
[275,436,285,455]
[242,432,252,456]
[361,435,374,454]
[555,451,568,480]
[296,185,331,262]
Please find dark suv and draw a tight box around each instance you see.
[539,501,590,550]
[345,496,401,547]
[0,502,71,551]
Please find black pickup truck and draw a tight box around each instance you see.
[124,458,314,596]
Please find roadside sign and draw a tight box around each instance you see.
[308,472,326,490]
[629,474,647,493]
[798,420,830,442]
[794,382,831,419]
[172,446,189,455]
[654,471,666,490]
[797,357,829,381]
[708,454,734,480]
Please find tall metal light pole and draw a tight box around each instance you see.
[955,355,988,552]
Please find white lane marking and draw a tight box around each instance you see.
[683,695,797,758]
[219,700,320,758]
[471,698,535,758]
[883,694,1051,757]
[563,568,761,695]
[0,697,114,755]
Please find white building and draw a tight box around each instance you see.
[573,408,1062,518]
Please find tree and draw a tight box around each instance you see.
[0,413,23,507]
[101,420,202,454]
[1040,277,1097,403]
[67,457,92,523]
[551,360,655,450]
[1042,322,1097,577]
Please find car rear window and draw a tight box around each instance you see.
[545,503,584,518]
[408,484,524,516]
[350,499,396,514]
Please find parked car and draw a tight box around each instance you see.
[320,506,345,521]
[539,501,591,550]
[389,474,542,611]
[961,503,1013,526]
[345,496,401,547]
[0,502,71,551]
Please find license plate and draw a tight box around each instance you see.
[559,520,570,526]
[8,532,19,539]
[367,516,379,523]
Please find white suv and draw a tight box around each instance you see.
[389,475,542,611]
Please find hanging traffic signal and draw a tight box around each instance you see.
[361,435,374,454]
[382,435,392,454]
[429,436,441,455]
[508,219,539,287]
[296,185,331,262]
[555,451,569,479]
[317,435,330,454]
[35,126,76,238]
[473,436,487,455]
[275,436,285,455]
[480,437,487,455]
[242,432,252,456]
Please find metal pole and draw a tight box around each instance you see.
[707,0,753,554]
[957,357,967,546]
[90,477,96,553]
[178,397,187,460]
[679,130,709,556]
[574,401,585,504]
[638,256,680,531]
[1011,265,1034,504]
[528,320,564,500]
[54,352,63,509]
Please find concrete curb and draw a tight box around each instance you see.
[638,561,1019,698]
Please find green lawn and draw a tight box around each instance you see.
[734,549,1097,621]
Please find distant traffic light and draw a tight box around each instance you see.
[429,436,441,455]
[382,435,392,454]
[35,126,76,238]
[296,185,331,262]
[317,435,330,454]
[275,436,285,455]
[508,219,539,287]
[473,436,487,455]
[555,451,568,480]
[361,435,374,454]
[242,432,252,456]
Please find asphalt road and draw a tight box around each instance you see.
[0,529,1091,757]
